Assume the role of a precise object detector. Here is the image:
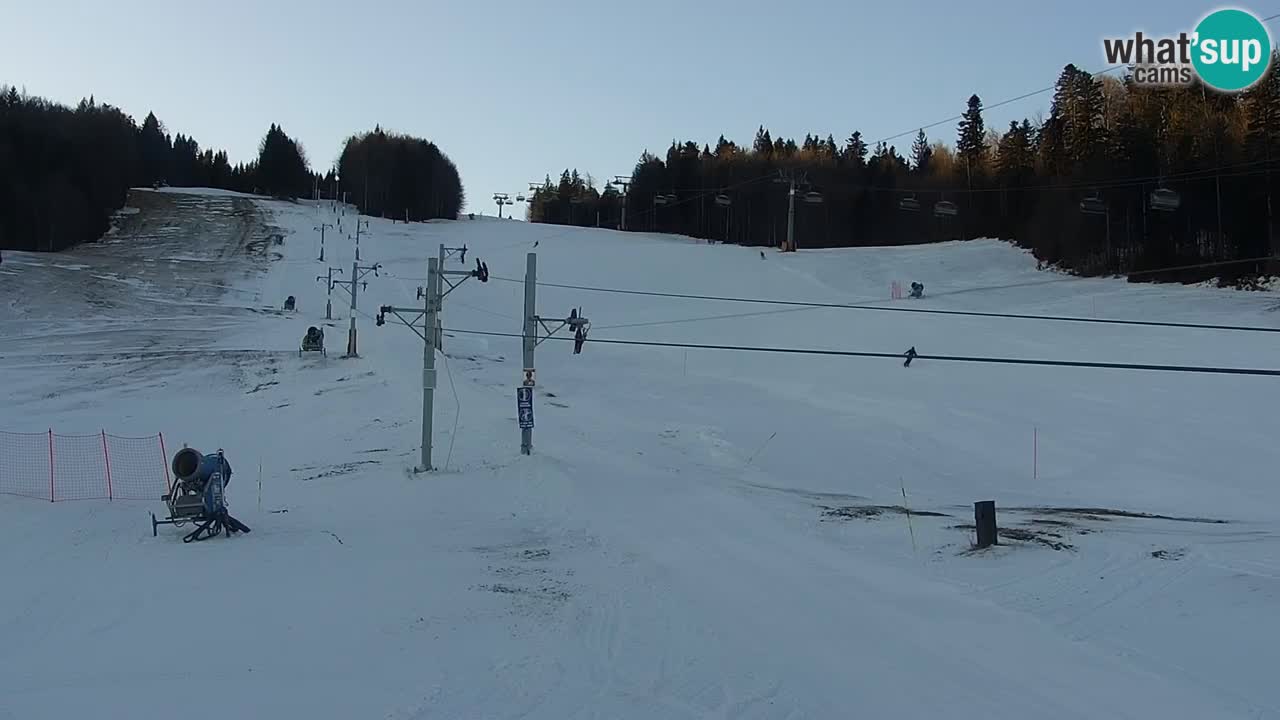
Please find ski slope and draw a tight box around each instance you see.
[2,188,1280,719]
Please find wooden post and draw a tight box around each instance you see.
[975,500,997,548]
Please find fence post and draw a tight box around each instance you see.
[102,430,114,501]
[158,432,171,495]
[48,429,55,503]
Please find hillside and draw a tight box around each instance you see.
[2,188,1279,719]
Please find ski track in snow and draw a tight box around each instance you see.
[2,188,1279,719]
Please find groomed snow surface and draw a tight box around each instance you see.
[2,188,1279,719]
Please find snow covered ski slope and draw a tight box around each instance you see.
[2,187,1280,719]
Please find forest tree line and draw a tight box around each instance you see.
[0,86,464,252]
[335,126,465,222]
[530,58,1280,283]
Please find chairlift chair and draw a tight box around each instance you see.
[715,193,732,207]
[933,200,958,218]
[803,190,824,204]
[516,194,526,202]
[1079,192,1107,216]
[898,194,920,212]
[1149,188,1181,212]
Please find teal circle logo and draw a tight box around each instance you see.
[1192,9,1272,92]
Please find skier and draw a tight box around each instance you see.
[760,251,766,260]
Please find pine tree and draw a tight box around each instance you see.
[911,129,933,175]
[844,131,868,167]
[753,126,773,156]
[1066,68,1107,168]
[1039,66,1076,176]
[996,121,1034,182]
[138,111,171,185]
[956,94,987,184]
[824,134,838,159]
[256,123,311,198]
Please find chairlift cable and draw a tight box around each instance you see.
[441,327,1280,377]
[488,257,1280,335]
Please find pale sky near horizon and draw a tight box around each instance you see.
[2,1,1259,212]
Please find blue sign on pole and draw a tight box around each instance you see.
[517,387,534,429]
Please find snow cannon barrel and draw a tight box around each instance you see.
[171,448,232,487]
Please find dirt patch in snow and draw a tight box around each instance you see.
[821,504,951,521]
[1023,507,1227,524]
[953,523,1076,552]
[291,460,381,482]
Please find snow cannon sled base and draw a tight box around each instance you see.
[152,447,251,543]
[300,326,326,357]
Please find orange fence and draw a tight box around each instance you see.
[0,430,169,502]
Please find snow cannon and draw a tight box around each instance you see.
[152,447,251,543]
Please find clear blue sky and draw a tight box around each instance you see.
[3,0,1246,212]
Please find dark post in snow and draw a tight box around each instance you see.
[521,253,537,455]
[975,500,998,548]
[316,222,333,261]
[316,266,344,320]
[517,253,590,458]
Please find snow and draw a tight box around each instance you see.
[3,190,1280,719]
[139,185,271,198]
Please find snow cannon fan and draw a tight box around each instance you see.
[152,447,251,542]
